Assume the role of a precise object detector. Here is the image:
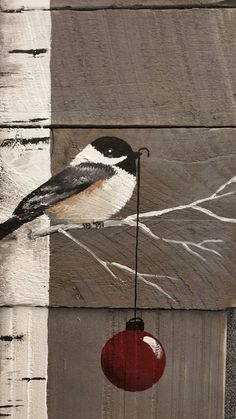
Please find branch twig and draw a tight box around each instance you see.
[59,229,177,302]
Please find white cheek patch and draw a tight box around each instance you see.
[70,144,127,166]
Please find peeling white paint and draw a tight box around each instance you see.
[0,129,50,418]
[0,0,50,9]
[0,9,51,125]
[0,307,48,419]
[0,129,51,306]
[0,3,51,416]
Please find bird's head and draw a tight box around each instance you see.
[71,137,140,175]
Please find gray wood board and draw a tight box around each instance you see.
[47,309,226,419]
[2,1,234,11]
[225,309,236,419]
[51,9,236,126]
[51,0,236,8]
[50,128,236,309]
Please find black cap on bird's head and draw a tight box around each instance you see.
[92,137,140,160]
[91,136,140,175]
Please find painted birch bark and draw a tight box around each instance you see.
[0,129,51,417]
[0,0,51,10]
[0,129,50,306]
[0,307,48,419]
[0,8,51,125]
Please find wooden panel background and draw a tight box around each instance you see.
[50,128,236,309]
[1,0,235,11]
[0,2,236,418]
[47,309,227,419]
[51,9,236,126]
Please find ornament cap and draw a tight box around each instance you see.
[126,317,144,331]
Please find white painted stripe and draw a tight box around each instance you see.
[0,4,51,417]
[0,0,50,9]
[0,129,51,306]
[0,8,51,125]
[0,307,48,419]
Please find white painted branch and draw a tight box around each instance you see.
[59,229,118,280]
[32,175,234,262]
[59,229,177,302]
[164,239,223,262]
[33,175,236,241]
[192,205,236,223]
[126,176,236,222]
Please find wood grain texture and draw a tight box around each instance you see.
[50,0,236,8]
[0,307,48,419]
[225,309,236,419]
[0,129,50,306]
[0,9,51,125]
[51,8,236,126]
[47,309,226,419]
[50,128,236,309]
[1,0,234,11]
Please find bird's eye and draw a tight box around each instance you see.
[104,148,115,157]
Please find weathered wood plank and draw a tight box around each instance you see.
[0,307,48,419]
[225,309,236,419]
[50,128,236,309]
[0,10,51,125]
[50,9,236,126]
[0,129,50,306]
[1,0,234,11]
[47,309,226,419]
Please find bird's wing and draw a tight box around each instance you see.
[14,162,115,222]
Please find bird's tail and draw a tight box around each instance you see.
[0,216,24,240]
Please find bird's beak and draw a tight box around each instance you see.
[133,151,141,159]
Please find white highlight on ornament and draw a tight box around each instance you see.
[143,336,163,359]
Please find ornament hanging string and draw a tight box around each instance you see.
[134,147,150,320]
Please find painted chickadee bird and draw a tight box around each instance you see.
[0,137,140,240]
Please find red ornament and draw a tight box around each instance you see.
[101,318,166,391]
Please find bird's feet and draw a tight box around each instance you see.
[83,223,93,230]
[93,221,104,229]
[82,221,104,230]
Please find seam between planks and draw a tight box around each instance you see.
[1,5,236,12]
[2,124,236,129]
